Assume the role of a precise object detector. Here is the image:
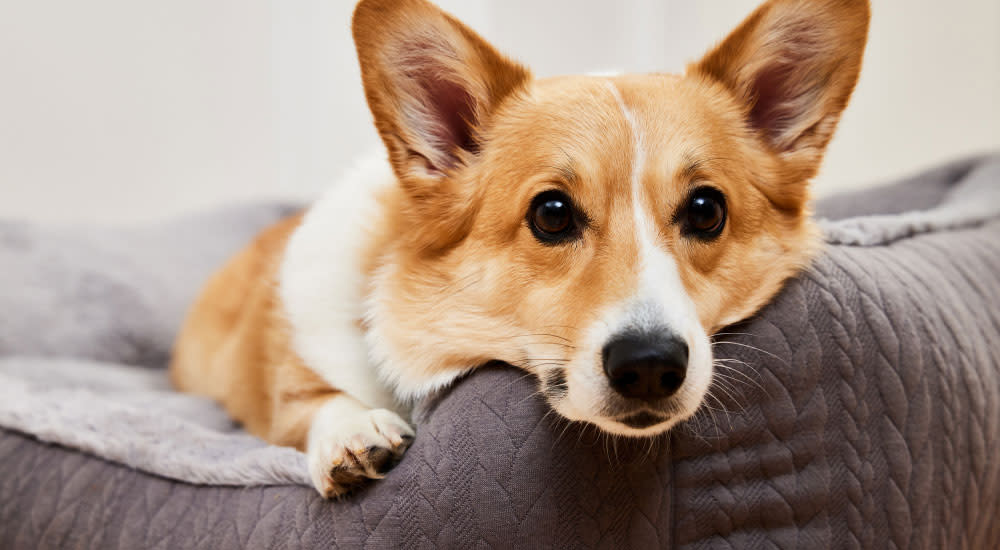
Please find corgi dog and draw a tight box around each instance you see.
[170,0,869,498]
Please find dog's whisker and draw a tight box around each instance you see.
[712,359,764,383]
[554,416,577,448]
[497,370,544,392]
[507,333,574,344]
[710,373,743,400]
[432,272,485,302]
[505,342,577,350]
[712,361,763,389]
[712,356,758,368]
[519,363,569,371]
[713,362,768,394]
[538,324,582,332]
[711,341,788,365]
[513,388,548,408]
[709,377,749,415]
[711,374,761,406]
[711,371,749,389]
[690,399,720,441]
[644,433,661,462]
[711,332,757,339]
[500,335,577,349]
[704,390,734,432]
[690,413,723,444]
[545,411,572,450]
[712,358,758,372]
[436,271,481,294]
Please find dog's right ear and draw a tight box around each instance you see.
[352,0,530,189]
[690,0,870,193]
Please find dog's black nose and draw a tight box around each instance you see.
[602,334,688,400]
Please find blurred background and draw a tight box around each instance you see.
[1,0,998,224]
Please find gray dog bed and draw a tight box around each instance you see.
[2,155,999,549]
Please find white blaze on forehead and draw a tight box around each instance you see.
[551,82,714,435]
[603,81,696,333]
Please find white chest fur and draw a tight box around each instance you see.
[278,152,401,412]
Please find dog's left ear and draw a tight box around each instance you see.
[691,0,870,185]
[352,0,530,188]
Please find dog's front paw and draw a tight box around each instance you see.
[307,399,414,498]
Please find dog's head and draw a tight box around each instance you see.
[355,0,869,435]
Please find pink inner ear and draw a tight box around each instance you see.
[749,61,803,142]
[746,25,827,150]
[398,40,480,171]
[420,74,479,163]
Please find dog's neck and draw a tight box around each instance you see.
[279,152,479,410]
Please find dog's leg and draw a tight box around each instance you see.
[268,362,414,498]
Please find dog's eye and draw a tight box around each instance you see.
[682,187,727,239]
[528,190,578,244]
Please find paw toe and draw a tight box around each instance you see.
[308,406,415,498]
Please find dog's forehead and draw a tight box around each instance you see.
[529,73,700,132]
[491,74,724,180]
[494,76,631,148]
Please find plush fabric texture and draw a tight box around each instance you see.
[1,156,999,549]
[0,357,309,486]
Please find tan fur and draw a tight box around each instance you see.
[170,213,338,450]
[171,0,869,496]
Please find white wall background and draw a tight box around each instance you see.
[1,0,998,224]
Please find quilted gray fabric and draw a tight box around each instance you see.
[2,156,1000,549]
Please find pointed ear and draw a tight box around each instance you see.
[691,0,870,179]
[352,0,530,185]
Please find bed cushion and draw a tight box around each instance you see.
[2,156,999,549]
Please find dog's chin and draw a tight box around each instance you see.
[550,401,693,438]
[587,410,683,437]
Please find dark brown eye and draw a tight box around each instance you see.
[683,187,727,239]
[528,190,578,244]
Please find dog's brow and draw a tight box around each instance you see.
[539,149,579,187]
[681,158,705,180]
[556,163,579,186]
[550,145,580,186]
[682,153,733,181]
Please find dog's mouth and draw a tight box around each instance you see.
[614,410,669,430]
[539,365,698,437]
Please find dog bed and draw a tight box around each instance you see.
[2,155,999,549]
